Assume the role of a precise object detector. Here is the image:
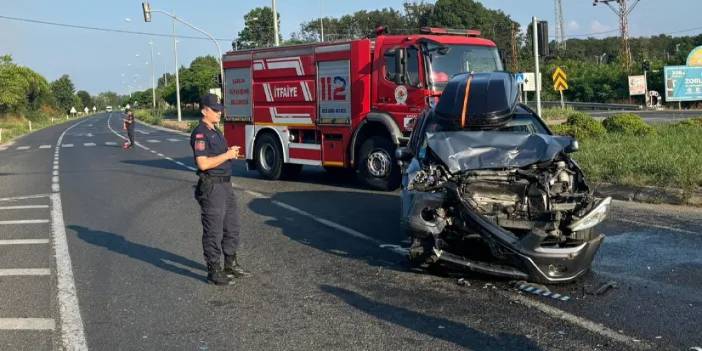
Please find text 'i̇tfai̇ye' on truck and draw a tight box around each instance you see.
[222,26,503,190]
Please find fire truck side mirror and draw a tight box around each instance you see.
[394,48,406,85]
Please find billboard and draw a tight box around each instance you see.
[628,75,646,96]
[664,66,702,102]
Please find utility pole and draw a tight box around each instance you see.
[510,22,519,72]
[554,0,566,52]
[532,16,542,117]
[173,16,182,122]
[319,0,324,42]
[593,0,641,73]
[272,0,280,46]
[149,41,156,114]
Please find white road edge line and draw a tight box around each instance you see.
[0,239,50,245]
[614,217,698,235]
[53,118,90,350]
[0,318,55,330]
[239,185,651,350]
[39,145,52,149]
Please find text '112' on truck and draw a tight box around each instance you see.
[222,26,503,190]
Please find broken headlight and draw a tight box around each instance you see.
[568,197,612,232]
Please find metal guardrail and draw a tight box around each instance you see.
[525,101,643,111]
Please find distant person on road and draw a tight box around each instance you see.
[122,109,136,149]
[190,93,251,286]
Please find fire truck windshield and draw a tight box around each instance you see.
[423,43,503,92]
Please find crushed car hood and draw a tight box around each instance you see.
[426,131,574,173]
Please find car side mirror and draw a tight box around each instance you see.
[395,146,414,162]
[565,139,579,153]
[394,48,406,85]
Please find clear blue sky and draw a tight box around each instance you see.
[1,0,699,95]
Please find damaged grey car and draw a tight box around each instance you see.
[398,72,611,284]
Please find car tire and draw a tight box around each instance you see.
[254,133,284,180]
[357,136,400,191]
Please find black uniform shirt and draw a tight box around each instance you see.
[190,121,232,176]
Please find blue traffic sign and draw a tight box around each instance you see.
[664,66,702,102]
[515,72,525,84]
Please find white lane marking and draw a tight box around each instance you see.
[17,146,31,150]
[502,291,651,349]
[53,170,59,176]
[0,318,55,330]
[0,205,49,210]
[137,120,190,136]
[136,130,150,135]
[157,153,165,157]
[186,166,197,171]
[0,194,50,202]
[164,156,174,161]
[52,176,59,184]
[175,161,185,166]
[0,268,51,276]
[53,118,89,350]
[39,145,52,149]
[167,138,181,142]
[146,139,160,143]
[150,150,157,154]
[240,185,651,349]
[0,146,7,151]
[61,144,74,148]
[0,219,50,225]
[83,142,96,147]
[614,217,698,235]
[0,239,50,245]
[105,142,117,146]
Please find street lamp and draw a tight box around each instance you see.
[142,2,225,121]
[149,41,156,115]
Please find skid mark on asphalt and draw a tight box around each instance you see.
[106,113,652,349]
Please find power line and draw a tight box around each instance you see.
[0,15,233,42]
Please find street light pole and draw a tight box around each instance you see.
[149,41,156,114]
[143,3,225,117]
[532,16,542,117]
[272,0,280,46]
[173,16,182,122]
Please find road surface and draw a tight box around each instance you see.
[0,113,700,350]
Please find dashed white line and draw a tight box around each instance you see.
[136,130,151,135]
[39,145,52,149]
[175,161,185,166]
[61,144,74,148]
[614,217,698,235]
[105,142,117,146]
[146,139,160,143]
[83,142,96,147]
[0,318,55,330]
[0,239,50,245]
[0,194,49,202]
[157,153,165,157]
[17,146,31,150]
[0,268,51,276]
[167,138,181,142]
[0,219,50,225]
[0,205,49,210]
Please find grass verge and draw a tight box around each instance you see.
[0,112,89,145]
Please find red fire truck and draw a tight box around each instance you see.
[222,27,503,190]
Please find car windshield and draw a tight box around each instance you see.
[424,43,502,92]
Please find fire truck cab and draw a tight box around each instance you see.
[222,27,503,190]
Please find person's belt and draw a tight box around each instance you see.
[200,174,231,183]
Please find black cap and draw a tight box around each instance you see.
[200,93,223,112]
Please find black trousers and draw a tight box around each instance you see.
[127,126,135,145]
[195,180,240,267]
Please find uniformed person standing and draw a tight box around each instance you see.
[122,109,136,149]
[191,94,252,285]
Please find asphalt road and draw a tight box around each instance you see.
[0,112,700,350]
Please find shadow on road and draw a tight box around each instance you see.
[69,225,207,282]
[122,157,193,173]
[233,165,366,191]
[320,285,542,350]
[249,190,405,270]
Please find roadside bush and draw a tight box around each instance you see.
[675,117,702,128]
[554,111,606,140]
[187,120,199,132]
[602,113,655,135]
[134,109,162,126]
[541,107,574,121]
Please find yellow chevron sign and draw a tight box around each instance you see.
[552,67,568,91]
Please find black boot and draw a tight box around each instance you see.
[207,263,234,285]
[223,255,252,278]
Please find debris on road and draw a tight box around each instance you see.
[594,280,619,296]
[456,278,471,287]
[513,281,571,301]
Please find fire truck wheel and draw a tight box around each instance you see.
[358,136,400,191]
[255,133,284,180]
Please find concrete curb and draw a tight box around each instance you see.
[593,182,702,207]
